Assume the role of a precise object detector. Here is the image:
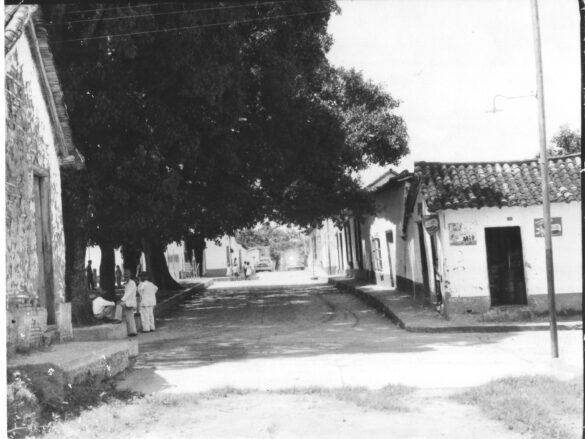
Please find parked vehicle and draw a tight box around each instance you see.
[255,257,273,272]
[285,253,305,271]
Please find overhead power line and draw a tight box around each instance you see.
[57,2,183,16]
[55,0,292,17]
[52,0,291,25]
[54,9,329,43]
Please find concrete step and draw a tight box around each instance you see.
[8,339,138,384]
[73,322,128,341]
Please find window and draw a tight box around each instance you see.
[371,238,383,272]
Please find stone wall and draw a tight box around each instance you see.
[5,32,70,348]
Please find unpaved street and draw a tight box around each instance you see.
[111,272,581,438]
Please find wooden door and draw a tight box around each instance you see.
[34,174,55,324]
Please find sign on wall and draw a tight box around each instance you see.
[423,214,439,235]
[534,217,562,237]
[448,223,477,245]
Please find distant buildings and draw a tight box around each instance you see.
[310,154,581,316]
[165,236,257,278]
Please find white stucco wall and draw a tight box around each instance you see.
[440,202,581,301]
[368,196,400,288]
[204,236,243,272]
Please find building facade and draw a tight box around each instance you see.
[414,154,581,315]
[5,6,84,351]
[310,154,581,316]
[164,236,249,278]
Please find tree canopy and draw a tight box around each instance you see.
[235,225,308,267]
[549,125,580,156]
[45,1,409,310]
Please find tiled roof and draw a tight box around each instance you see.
[365,169,414,193]
[365,169,398,191]
[5,5,36,55]
[414,154,581,212]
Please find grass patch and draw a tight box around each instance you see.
[278,384,413,412]
[452,375,582,439]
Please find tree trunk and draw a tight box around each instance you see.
[121,241,142,276]
[99,241,116,301]
[65,227,94,325]
[61,170,94,326]
[142,236,182,290]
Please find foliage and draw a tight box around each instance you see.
[235,225,308,265]
[452,375,582,439]
[45,1,409,298]
[7,364,139,438]
[549,125,580,156]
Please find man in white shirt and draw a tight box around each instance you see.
[121,269,138,337]
[137,272,158,332]
[90,290,123,322]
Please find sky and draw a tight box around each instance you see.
[326,0,581,184]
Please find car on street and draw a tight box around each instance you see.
[255,257,273,272]
[285,253,305,271]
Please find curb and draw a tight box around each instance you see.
[7,339,139,385]
[155,279,213,317]
[330,278,582,333]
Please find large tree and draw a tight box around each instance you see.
[236,225,308,269]
[45,1,408,322]
[549,125,580,156]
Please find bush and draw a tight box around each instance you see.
[6,364,139,438]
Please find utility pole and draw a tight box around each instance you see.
[530,0,558,358]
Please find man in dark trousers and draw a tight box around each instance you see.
[86,260,95,290]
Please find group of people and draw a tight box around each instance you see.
[90,269,159,337]
[85,261,125,290]
[227,259,254,280]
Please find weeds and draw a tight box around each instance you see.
[6,364,140,439]
[278,384,413,412]
[452,375,582,439]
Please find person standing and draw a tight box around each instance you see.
[115,265,122,288]
[120,269,138,337]
[137,273,158,332]
[86,260,95,290]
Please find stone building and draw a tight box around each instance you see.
[5,5,83,351]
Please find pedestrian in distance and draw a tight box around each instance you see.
[233,258,240,279]
[86,260,95,290]
[120,269,138,337]
[137,272,158,332]
[115,265,122,288]
[244,261,252,280]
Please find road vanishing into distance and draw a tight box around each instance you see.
[119,271,581,395]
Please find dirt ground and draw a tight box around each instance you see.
[39,273,583,438]
[41,388,530,439]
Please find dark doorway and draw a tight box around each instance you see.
[385,230,395,287]
[485,227,527,306]
[34,174,55,324]
[417,223,430,297]
[355,219,364,270]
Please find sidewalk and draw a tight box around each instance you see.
[9,279,214,382]
[329,277,582,333]
[7,340,138,384]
